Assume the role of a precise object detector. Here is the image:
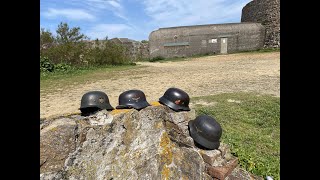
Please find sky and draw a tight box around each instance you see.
[40,0,252,41]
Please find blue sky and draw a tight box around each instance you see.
[40,0,252,41]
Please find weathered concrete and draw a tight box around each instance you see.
[149,23,265,58]
[241,0,280,48]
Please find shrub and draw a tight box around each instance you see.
[40,56,54,72]
[149,56,165,62]
[84,40,131,66]
[40,22,134,70]
[54,63,72,72]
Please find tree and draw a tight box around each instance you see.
[56,22,87,44]
[40,28,54,51]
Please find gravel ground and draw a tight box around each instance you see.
[40,52,280,119]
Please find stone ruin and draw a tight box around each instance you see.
[40,104,263,180]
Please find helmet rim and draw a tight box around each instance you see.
[159,96,190,111]
[79,103,114,111]
[116,101,150,110]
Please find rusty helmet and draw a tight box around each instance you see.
[188,115,222,150]
[79,91,114,111]
[159,87,190,111]
[116,89,150,110]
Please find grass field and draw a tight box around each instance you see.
[193,92,280,180]
[40,64,142,94]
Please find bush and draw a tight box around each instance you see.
[40,22,134,71]
[54,63,72,72]
[84,41,131,66]
[41,42,88,66]
[40,56,54,72]
[149,56,165,62]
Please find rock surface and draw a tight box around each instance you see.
[40,118,77,173]
[40,105,261,180]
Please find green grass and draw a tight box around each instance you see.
[146,48,279,63]
[146,53,215,63]
[40,64,142,94]
[238,48,280,54]
[192,92,280,180]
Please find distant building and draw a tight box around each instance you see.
[148,0,280,58]
[149,22,265,58]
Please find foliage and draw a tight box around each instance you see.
[55,22,87,44]
[40,28,54,51]
[54,63,73,72]
[40,56,54,72]
[85,40,130,66]
[149,56,165,62]
[40,22,133,71]
[193,93,280,180]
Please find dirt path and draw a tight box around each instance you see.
[40,52,280,119]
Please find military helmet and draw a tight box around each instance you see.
[159,87,190,111]
[116,89,150,110]
[79,91,114,111]
[188,115,222,150]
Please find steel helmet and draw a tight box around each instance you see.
[188,115,222,150]
[159,87,190,111]
[116,89,150,110]
[79,91,114,111]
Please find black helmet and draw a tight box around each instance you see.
[116,90,150,110]
[159,87,190,111]
[79,91,114,111]
[188,115,222,150]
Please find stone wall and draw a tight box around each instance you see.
[138,42,150,60]
[88,39,150,62]
[40,105,263,180]
[241,0,280,48]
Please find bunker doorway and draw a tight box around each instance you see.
[220,38,228,54]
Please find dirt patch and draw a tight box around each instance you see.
[40,52,280,119]
[227,99,242,103]
[190,100,218,108]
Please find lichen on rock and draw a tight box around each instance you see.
[40,105,261,180]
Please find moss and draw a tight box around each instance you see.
[161,165,170,180]
[110,109,131,115]
[151,101,162,106]
[154,121,164,129]
[50,126,58,132]
[160,132,173,165]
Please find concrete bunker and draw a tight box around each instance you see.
[149,22,265,58]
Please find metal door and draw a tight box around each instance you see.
[220,38,228,54]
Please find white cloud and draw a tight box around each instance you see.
[108,0,121,9]
[68,0,127,20]
[43,8,96,21]
[141,0,251,28]
[86,24,132,39]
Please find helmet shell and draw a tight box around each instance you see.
[159,87,190,111]
[80,91,114,111]
[188,115,222,149]
[116,90,150,110]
